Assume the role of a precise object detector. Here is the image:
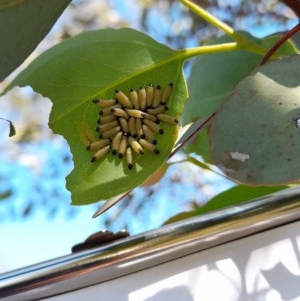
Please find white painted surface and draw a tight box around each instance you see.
[44,220,300,301]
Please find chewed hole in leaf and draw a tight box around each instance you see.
[87,83,178,170]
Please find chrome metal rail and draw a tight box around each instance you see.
[1,186,300,300]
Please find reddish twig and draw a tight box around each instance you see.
[168,111,216,160]
[260,22,300,65]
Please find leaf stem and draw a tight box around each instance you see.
[179,0,235,38]
[179,42,238,60]
[179,0,272,58]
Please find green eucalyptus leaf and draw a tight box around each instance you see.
[0,0,71,81]
[182,34,261,125]
[182,32,298,162]
[163,211,196,225]
[163,184,287,224]
[5,28,187,204]
[0,189,12,200]
[209,55,300,185]
[194,185,287,216]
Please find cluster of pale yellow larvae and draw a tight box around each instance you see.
[87,83,178,169]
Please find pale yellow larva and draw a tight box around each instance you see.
[146,84,154,108]
[161,83,173,105]
[143,112,158,123]
[139,138,160,154]
[152,85,162,108]
[118,135,128,158]
[99,104,122,116]
[135,118,144,138]
[99,126,121,139]
[157,113,178,125]
[91,145,111,162]
[128,136,144,154]
[97,114,116,124]
[138,87,146,110]
[96,120,119,132]
[147,105,167,115]
[128,117,137,138]
[130,89,139,110]
[111,132,123,155]
[126,146,133,169]
[125,109,146,119]
[111,107,129,119]
[115,89,133,108]
[119,118,130,134]
[142,124,157,145]
[93,98,117,108]
[87,139,111,151]
[143,119,164,134]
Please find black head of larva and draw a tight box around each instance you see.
[88,83,176,169]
